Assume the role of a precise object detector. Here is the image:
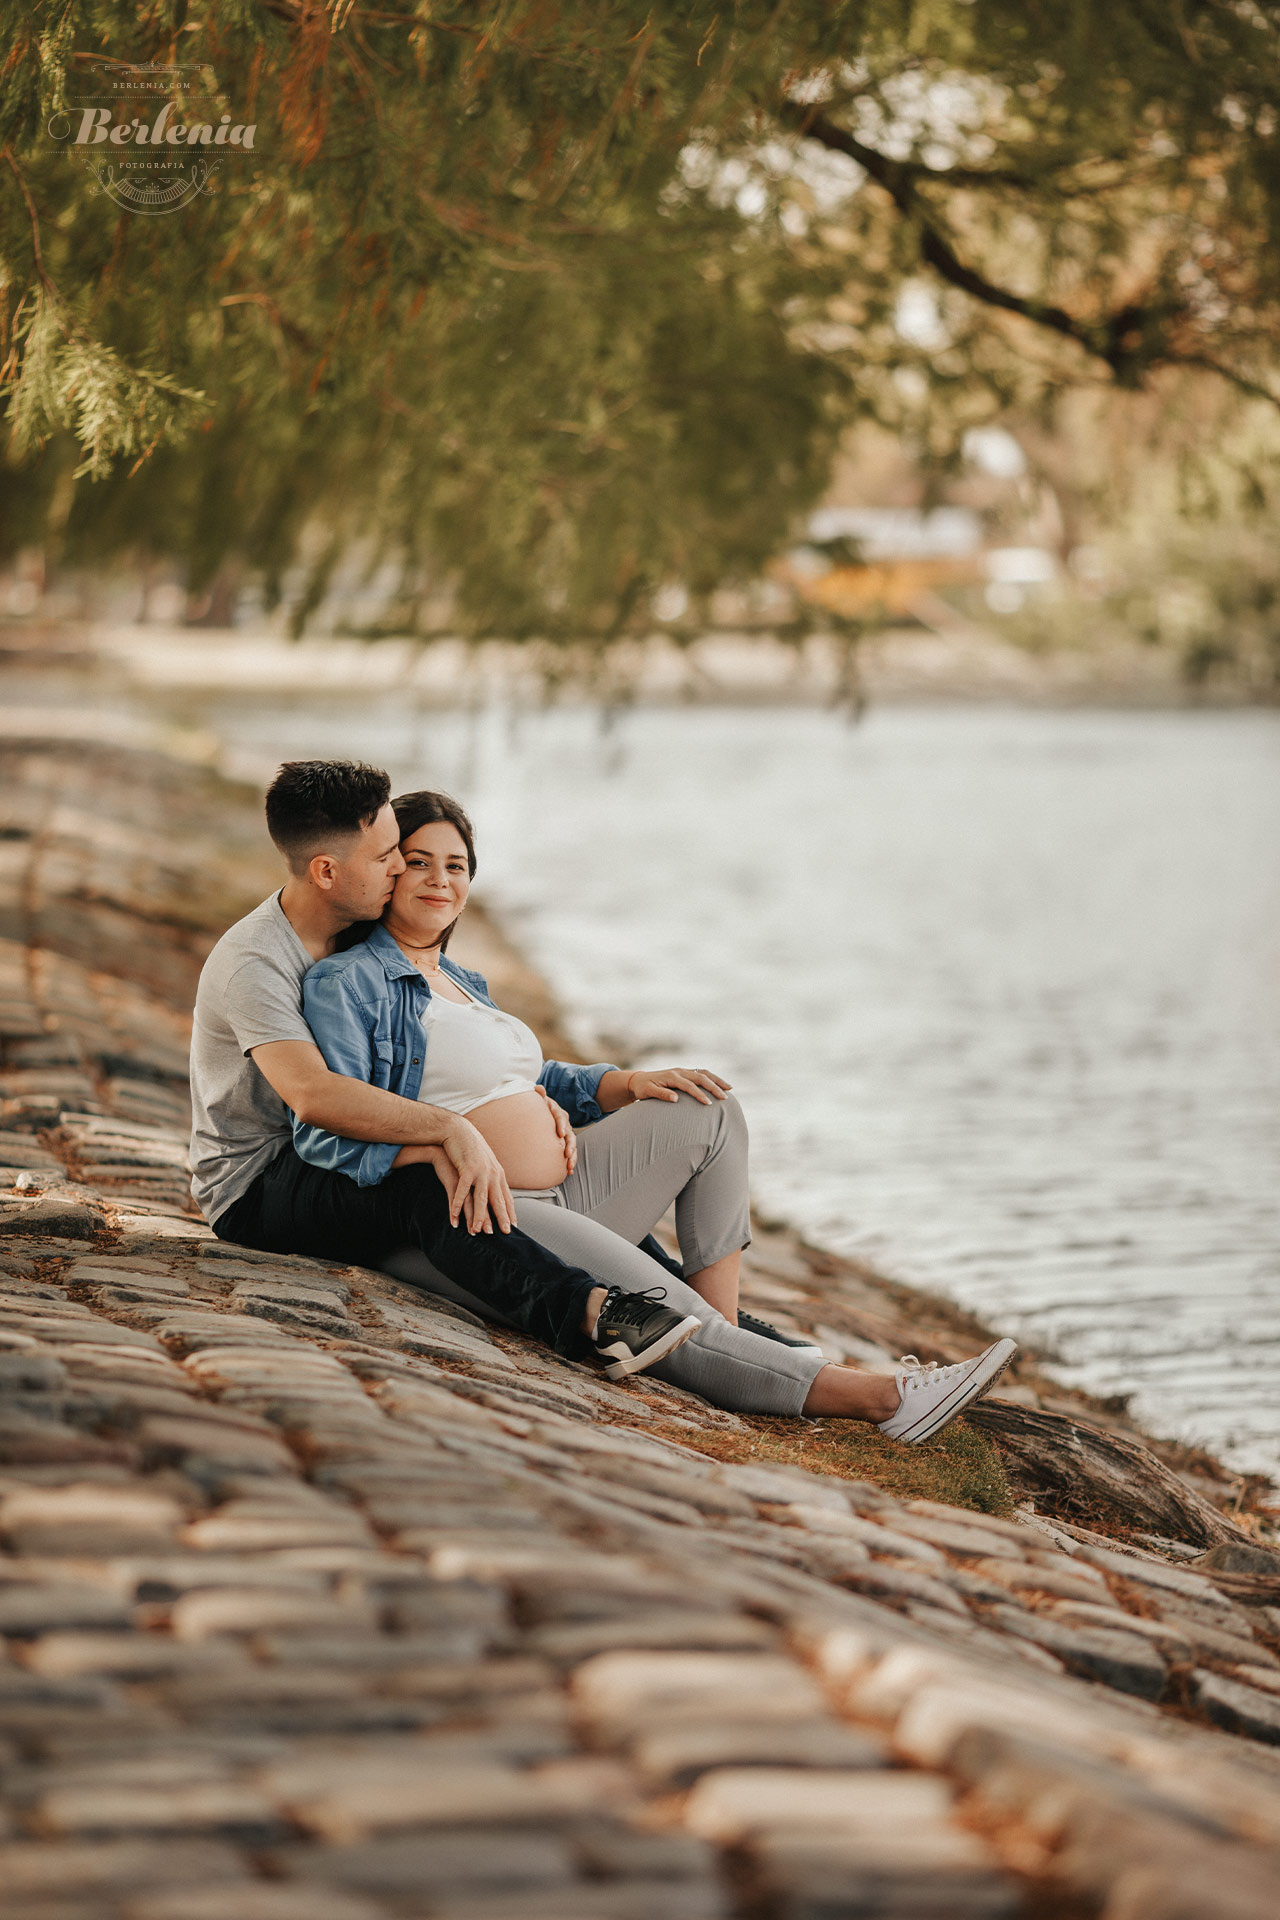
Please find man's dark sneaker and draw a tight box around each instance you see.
[737,1309,823,1351]
[592,1286,701,1380]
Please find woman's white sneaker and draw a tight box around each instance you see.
[877,1339,1017,1444]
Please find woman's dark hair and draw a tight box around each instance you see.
[390,788,477,953]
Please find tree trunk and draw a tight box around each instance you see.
[970,1400,1245,1549]
[185,561,243,629]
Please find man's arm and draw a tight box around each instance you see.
[251,1039,516,1233]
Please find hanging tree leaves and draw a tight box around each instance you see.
[2,1,1280,636]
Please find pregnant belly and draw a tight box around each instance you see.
[466,1090,571,1191]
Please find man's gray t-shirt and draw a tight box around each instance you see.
[188,893,315,1224]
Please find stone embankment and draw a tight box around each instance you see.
[2,729,1280,1920]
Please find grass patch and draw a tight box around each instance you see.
[648,1413,1015,1518]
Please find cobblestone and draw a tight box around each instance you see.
[573,1650,829,1736]
[287,1824,577,1901]
[1225,1662,1280,1695]
[635,1719,888,1787]
[169,1586,380,1640]
[1075,1543,1231,1604]
[261,1750,587,1843]
[886,1512,1030,1560]
[136,1414,299,1479]
[0,1584,133,1635]
[35,1778,285,1842]
[830,1560,974,1615]
[969,1554,1114,1602]
[683,1764,953,1831]
[0,1194,101,1239]
[1190,1670,1280,1744]
[528,1607,775,1661]
[181,1507,376,1552]
[0,1837,250,1898]
[128,1888,384,1920]
[763,1504,948,1567]
[981,1604,1169,1698]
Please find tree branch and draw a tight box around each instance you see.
[784,107,1104,352]
[780,103,1191,386]
[2,149,54,294]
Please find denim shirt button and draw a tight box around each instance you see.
[412,1057,420,1065]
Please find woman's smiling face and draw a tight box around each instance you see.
[388,820,472,938]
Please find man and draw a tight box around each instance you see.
[188,759,700,1376]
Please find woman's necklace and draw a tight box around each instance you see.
[389,931,443,975]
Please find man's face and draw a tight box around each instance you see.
[324,803,406,922]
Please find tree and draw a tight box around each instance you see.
[3,2,1279,637]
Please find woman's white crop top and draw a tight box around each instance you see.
[416,980,544,1115]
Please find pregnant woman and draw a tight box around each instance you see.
[293,789,1014,1437]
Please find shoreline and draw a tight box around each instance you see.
[4,715,1280,1914]
[3,614,1275,711]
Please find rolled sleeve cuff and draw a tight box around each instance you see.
[573,1062,617,1124]
[538,1060,618,1127]
[355,1139,401,1187]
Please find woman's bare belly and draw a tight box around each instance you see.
[466,1089,571,1191]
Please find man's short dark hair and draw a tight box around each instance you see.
[265,761,392,874]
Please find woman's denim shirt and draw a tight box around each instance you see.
[293,922,617,1187]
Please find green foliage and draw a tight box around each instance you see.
[3,2,1280,634]
[6,291,205,478]
[1103,526,1280,692]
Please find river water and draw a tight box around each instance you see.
[207,696,1280,1479]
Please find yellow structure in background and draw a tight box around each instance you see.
[772,553,980,630]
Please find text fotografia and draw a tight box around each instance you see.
[48,61,258,215]
[67,104,256,150]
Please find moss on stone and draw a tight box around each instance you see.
[651,1414,1016,1518]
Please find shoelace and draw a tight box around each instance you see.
[598,1284,667,1328]
[897,1353,962,1391]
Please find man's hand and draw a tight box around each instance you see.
[626,1067,731,1106]
[437,1115,517,1234]
[536,1085,578,1176]
[392,1122,516,1233]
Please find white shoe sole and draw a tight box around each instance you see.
[882,1338,1018,1444]
[601,1313,702,1381]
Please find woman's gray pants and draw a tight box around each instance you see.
[381,1092,827,1416]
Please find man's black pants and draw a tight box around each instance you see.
[212,1147,598,1358]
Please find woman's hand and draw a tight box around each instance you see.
[536,1085,578,1176]
[625,1067,732,1106]
[393,1119,517,1234]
